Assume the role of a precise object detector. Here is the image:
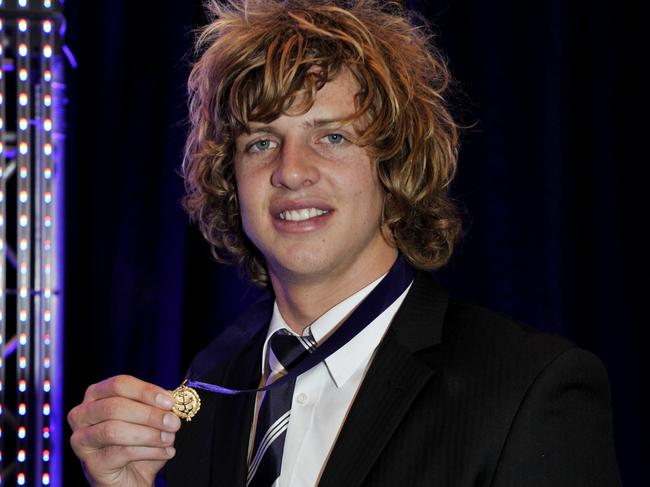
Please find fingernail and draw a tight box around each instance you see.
[166,447,176,457]
[156,393,174,409]
[161,431,175,444]
[164,413,181,430]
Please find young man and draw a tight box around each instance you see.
[68,1,621,486]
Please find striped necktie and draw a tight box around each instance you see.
[247,329,317,486]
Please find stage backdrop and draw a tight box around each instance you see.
[63,0,645,485]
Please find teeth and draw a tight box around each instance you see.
[279,208,328,222]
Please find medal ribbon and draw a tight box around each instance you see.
[186,255,414,395]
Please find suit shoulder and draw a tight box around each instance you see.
[441,298,576,381]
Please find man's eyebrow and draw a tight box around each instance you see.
[242,117,356,135]
[245,126,281,136]
[302,118,351,129]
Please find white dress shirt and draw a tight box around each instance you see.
[249,274,412,487]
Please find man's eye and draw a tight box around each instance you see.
[249,139,277,152]
[324,133,345,145]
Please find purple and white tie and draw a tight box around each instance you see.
[247,329,317,487]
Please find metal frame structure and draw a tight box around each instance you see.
[0,1,64,485]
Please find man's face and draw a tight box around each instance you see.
[234,69,396,286]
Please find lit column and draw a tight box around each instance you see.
[36,16,55,487]
[16,16,32,487]
[0,2,65,484]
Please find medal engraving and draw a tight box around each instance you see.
[172,383,201,421]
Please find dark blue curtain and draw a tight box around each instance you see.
[63,0,645,484]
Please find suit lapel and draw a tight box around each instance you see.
[168,293,272,486]
[166,328,265,487]
[209,330,264,487]
[319,272,449,487]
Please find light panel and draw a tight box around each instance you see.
[16,17,32,486]
[36,16,56,486]
[0,3,65,485]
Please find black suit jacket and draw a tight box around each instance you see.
[165,272,621,486]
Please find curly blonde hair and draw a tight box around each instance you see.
[183,0,462,286]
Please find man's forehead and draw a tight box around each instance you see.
[240,70,364,131]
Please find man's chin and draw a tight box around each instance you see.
[267,254,340,283]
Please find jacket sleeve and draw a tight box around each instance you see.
[490,347,622,487]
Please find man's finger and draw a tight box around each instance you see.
[83,445,175,475]
[71,420,176,452]
[83,375,174,410]
[69,396,181,432]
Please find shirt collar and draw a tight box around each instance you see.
[261,272,387,388]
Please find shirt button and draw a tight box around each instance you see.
[296,393,308,404]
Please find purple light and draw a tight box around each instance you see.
[2,336,17,358]
[62,45,77,69]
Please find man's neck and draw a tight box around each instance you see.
[269,251,398,334]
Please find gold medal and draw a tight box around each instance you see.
[171,382,201,421]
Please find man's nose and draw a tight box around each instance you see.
[271,140,320,190]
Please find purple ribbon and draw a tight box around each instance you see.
[187,255,414,395]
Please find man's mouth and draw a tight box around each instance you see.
[278,208,330,222]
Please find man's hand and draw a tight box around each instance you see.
[68,375,181,487]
